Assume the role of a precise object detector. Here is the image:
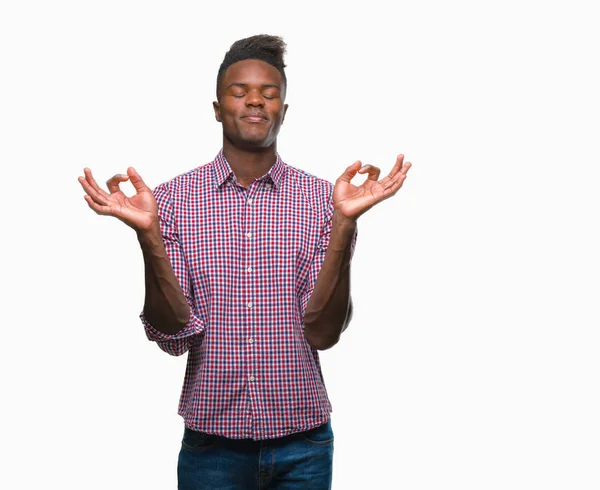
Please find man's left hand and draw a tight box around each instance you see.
[333,154,412,221]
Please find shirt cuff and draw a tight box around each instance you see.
[139,310,205,342]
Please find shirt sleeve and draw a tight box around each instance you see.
[139,182,205,356]
[299,199,358,322]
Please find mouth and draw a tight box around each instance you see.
[242,113,268,123]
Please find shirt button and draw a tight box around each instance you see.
[248,337,254,344]
[247,266,253,273]
[249,376,255,382]
[246,232,253,238]
[247,302,253,308]
[247,198,253,204]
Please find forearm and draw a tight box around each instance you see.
[137,223,190,335]
[303,211,356,350]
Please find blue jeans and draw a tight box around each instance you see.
[177,419,334,489]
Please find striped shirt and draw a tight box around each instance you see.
[140,150,357,440]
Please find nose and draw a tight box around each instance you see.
[245,89,264,107]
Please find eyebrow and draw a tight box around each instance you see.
[225,83,281,90]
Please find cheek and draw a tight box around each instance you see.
[222,110,242,129]
[270,105,285,123]
[274,112,286,128]
[221,100,243,117]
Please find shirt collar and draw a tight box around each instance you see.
[212,149,286,189]
[213,149,233,188]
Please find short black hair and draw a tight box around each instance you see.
[216,34,287,99]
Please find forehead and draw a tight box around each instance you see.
[221,59,284,88]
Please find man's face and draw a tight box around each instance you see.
[213,59,288,149]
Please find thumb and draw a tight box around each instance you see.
[127,167,150,193]
[336,161,362,184]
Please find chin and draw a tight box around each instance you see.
[237,133,274,149]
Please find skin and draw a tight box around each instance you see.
[213,59,288,187]
[304,154,410,349]
[77,57,412,347]
[78,167,188,335]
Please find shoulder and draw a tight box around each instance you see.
[153,162,212,200]
[283,163,334,212]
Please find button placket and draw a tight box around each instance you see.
[243,186,258,415]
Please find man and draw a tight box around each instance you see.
[79,34,411,489]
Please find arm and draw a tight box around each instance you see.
[78,167,204,356]
[138,183,206,356]
[303,154,412,350]
[303,210,357,350]
[137,222,190,335]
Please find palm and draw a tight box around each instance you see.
[334,179,390,219]
[78,167,158,232]
[106,187,157,229]
[333,154,412,220]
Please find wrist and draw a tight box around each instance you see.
[136,221,163,250]
[332,209,357,235]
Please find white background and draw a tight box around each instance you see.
[1,1,599,489]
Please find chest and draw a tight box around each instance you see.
[177,188,322,282]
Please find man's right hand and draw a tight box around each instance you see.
[78,167,159,233]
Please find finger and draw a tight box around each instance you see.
[82,168,110,198]
[336,161,362,183]
[83,194,112,215]
[399,161,412,176]
[358,164,381,181]
[106,174,129,194]
[379,156,412,189]
[126,167,150,193]
[386,154,405,179]
[78,175,110,206]
[383,167,409,194]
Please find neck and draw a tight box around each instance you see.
[222,140,278,188]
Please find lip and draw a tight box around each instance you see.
[242,113,268,122]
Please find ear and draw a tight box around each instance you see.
[282,103,289,124]
[213,101,222,122]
